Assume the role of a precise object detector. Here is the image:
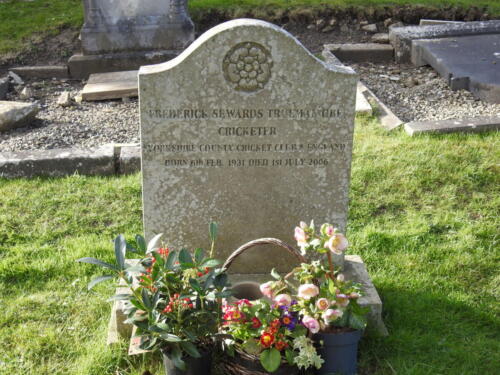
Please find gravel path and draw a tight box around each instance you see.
[1,61,499,152]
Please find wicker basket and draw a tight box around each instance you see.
[216,238,306,375]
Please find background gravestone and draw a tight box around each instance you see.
[69,0,194,79]
[139,19,358,275]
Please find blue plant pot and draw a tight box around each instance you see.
[313,330,363,375]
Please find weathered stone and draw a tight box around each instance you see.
[419,19,464,26]
[355,82,372,115]
[357,82,403,130]
[412,34,500,103]
[56,91,73,107]
[324,43,394,63]
[10,65,69,79]
[107,287,133,345]
[119,145,141,174]
[81,70,138,101]
[0,101,39,132]
[371,33,390,43]
[0,145,115,178]
[8,71,23,85]
[389,20,500,63]
[139,19,357,274]
[0,76,9,100]
[405,116,500,135]
[19,87,34,100]
[362,23,378,33]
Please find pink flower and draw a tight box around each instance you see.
[326,233,349,255]
[322,309,343,323]
[336,273,345,282]
[300,221,308,229]
[259,281,274,298]
[302,315,320,333]
[298,284,319,300]
[294,226,308,247]
[336,294,350,307]
[316,298,330,311]
[349,292,360,299]
[274,293,292,306]
[321,224,335,236]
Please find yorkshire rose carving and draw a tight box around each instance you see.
[222,42,273,92]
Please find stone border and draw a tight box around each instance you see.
[0,144,141,178]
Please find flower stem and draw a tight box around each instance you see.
[326,252,335,279]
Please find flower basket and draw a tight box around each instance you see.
[217,238,307,374]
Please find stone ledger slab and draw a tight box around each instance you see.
[81,70,138,101]
[389,20,500,63]
[324,43,394,63]
[139,19,358,274]
[10,66,69,79]
[0,77,9,100]
[412,34,500,103]
[0,101,39,132]
[405,116,500,135]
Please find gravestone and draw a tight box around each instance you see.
[139,19,358,274]
[69,0,194,79]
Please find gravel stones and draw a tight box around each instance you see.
[352,62,500,122]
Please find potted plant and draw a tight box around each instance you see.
[77,223,231,375]
[220,297,324,374]
[262,221,368,375]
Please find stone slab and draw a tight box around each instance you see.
[0,101,39,132]
[10,66,69,79]
[404,116,500,135]
[0,146,115,178]
[389,20,500,63]
[356,82,372,115]
[324,43,394,63]
[227,254,388,336]
[139,19,358,274]
[81,70,138,101]
[412,34,500,103]
[119,145,141,174]
[107,287,133,345]
[358,82,403,130]
[68,50,178,80]
[80,0,194,55]
[419,19,464,26]
[0,76,9,100]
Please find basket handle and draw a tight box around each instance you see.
[222,238,306,271]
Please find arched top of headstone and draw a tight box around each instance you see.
[139,18,355,84]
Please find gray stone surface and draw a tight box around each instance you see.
[10,66,69,79]
[0,76,9,100]
[80,0,194,55]
[139,19,357,274]
[0,101,39,132]
[81,70,138,101]
[119,145,141,174]
[419,19,464,26]
[371,33,390,44]
[68,50,178,79]
[412,34,500,103]
[405,116,500,135]
[0,145,115,178]
[356,82,372,115]
[107,286,133,345]
[389,20,500,63]
[324,43,394,63]
[358,82,403,130]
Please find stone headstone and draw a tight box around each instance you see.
[139,19,357,274]
[69,0,194,79]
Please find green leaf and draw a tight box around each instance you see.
[160,333,183,342]
[200,258,221,268]
[213,273,228,289]
[87,275,114,290]
[146,233,163,254]
[129,299,146,311]
[171,345,187,370]
[125,263,146,274]
[328,278,336,295]
[285,349,295,365]
[209,222,218,242]
[179,249,193,265]
[135,235,147,254]
[76,257,118,271]
[271,268,281,280]
[180,341,201,358]
[165,250,177,270]
[194,248,204,264]
[114,235,127,270]
[260,348,281,373]
[141,288,152,310]
[107,293,132,302]
[349,312,367,330]
[189,278,202,292]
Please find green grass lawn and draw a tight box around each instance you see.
[0,117,498,374]
[1,0,500,55]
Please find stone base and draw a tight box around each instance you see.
[68,50,179,80]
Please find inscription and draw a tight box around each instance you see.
[162,158,331,168]
[147,108,343,119]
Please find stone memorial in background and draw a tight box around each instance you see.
[69,0,194,79]
[139,19,358,274]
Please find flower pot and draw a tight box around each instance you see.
[162,349,212,375]
[230,350,300,375]
[313,330,362,375]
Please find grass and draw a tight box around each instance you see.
[0,117,499,374]
[1,0,500,55]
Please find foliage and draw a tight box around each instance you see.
[77,225,231,370]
